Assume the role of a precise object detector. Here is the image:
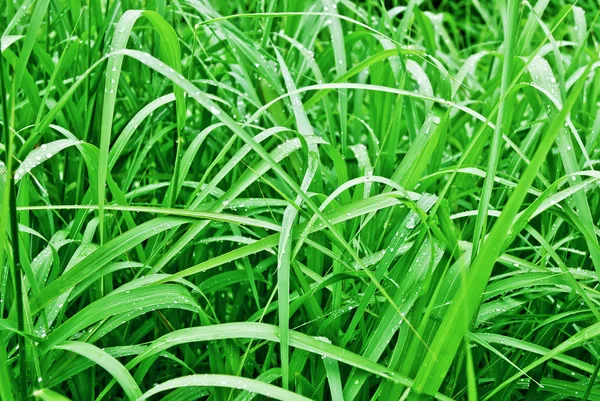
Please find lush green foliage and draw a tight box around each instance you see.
[1,0,600,400]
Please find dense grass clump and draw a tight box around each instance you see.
[1,0,600,399]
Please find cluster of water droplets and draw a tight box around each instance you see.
[14,144,53,181]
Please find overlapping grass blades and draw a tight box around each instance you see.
[1,0,599,400]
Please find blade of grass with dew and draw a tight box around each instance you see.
[527,55,600,278]
[53,342,142,400]
[40,283,198,350]
[29,217,192,313]
[471,0,520,262]
[113,322,453,401]
[412,52,597,399]
[98,10,185,244]
[273,47,321,389]
[138,374,313,401]
[33,389,72,401]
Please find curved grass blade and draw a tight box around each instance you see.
[29,217,192,314]
[411,52,597,399]
[98,10,185,243]
[53,342,141,400]
[138,374,313,401]
[33,389,71,401]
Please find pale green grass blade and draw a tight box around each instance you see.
[412,54,597,398]
[13,0,49,89]
[274,47,320,389]
[121,322,453,401]
[15,139,80,183]
[41,283,198,350]
[527,55,600,277]
[33,389,71,401]
[471,0,520,260]
[0,36,22,52]
[29,217,192,313]
[53,341,142,400]
[138,374,313,401]
[98,10,185,243]
[483,321,600,400]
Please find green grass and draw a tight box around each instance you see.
[1,0,600,400]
